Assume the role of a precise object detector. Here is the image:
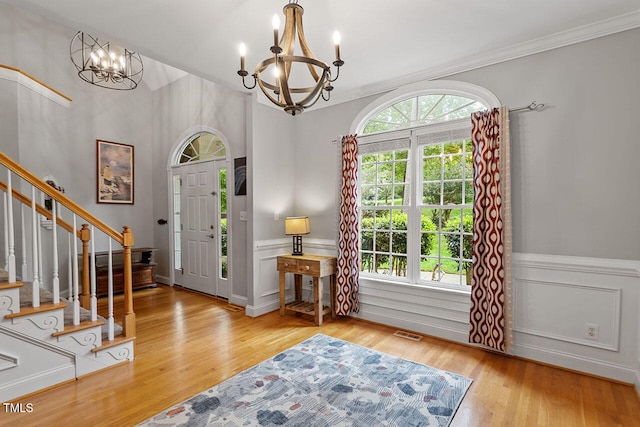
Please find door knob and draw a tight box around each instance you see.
[207,234,215,239]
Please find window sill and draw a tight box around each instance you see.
[359,274,471,297]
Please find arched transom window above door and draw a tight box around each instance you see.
[179,132,227,163]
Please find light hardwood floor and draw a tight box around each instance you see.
[4,285,640,426]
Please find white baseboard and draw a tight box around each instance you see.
[512,342,638,384]
[245,300,280,318]
[155,275,170,285]
[229,294,248,309]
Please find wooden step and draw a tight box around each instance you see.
[0,281,23,291]
[52,319,105,337]
[91,335,135,353]
[4,302,67,318]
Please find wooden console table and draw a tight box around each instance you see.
[277,254,337,326]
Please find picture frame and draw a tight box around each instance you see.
[234,157,247,196]
[97,140,134,204]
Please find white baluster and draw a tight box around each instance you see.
[90,225,97,322]
[72,214,80,325]
[20,204,27,281]
[107,239,114,341]
[3,193,7,272]
[31,187,40,307]
[68,234,73,300]
[37,201,44,289]
[6,171,16,283]
[51,200,60,304]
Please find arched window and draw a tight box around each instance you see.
[362,94,485,134]
[178,132,226,163]
[353,81,498,289]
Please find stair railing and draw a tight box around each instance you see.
[0,151,136,339]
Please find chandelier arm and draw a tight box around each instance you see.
[241,74,258,90]
[295,68,329,106]
[256,74,288,108]
[281,4,298,79]
[294,8,322,82]
[327,64,341,83]
[277,59,296,108]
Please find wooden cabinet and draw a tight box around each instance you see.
[277,254,337,326]
[89,248,157,297]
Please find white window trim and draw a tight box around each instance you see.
[353,80,501,292]
[350,80,500,135]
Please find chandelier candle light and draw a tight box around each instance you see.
[70,31,144,90]
[237,0,344,115]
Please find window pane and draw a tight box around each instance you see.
[465,153,473,179]
[363,95,484,136]
[361,185,376,206]
[443,181,463,205]
[393,184,408,205]
[179,132,226,163]
[423,157,441,181]
[422,181,441,205]
[464,181,474,204]
[376,186,393,205]
[361,163,376,185]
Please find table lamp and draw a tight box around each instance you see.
[285,216,310,256]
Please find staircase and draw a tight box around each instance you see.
[0,152,136,401]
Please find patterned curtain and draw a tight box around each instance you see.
[469,107,512,352]
[335,134,360,315]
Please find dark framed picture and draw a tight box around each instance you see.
[234,157,247,196]
[97,140,134,204]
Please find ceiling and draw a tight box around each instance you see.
[4,0,640,105]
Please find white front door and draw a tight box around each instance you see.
[175,160,223,296]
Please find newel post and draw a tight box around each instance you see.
[80,224,91,308]
[122,226,136,337]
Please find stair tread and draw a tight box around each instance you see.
[92,335,135,353]
[0,281,23,290]
[5,302,68,318]
[52,319,106,336]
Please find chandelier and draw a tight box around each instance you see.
[70,31,144,90]
[237,0,344,115]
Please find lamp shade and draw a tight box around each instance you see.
[285,216,310,235]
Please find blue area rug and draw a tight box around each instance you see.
[137,334,472,426]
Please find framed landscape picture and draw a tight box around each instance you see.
[97,140,134,204]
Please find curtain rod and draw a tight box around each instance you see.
[510,101,546,112]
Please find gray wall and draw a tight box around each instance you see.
[287,28,640,262]
[0,3,155,251]
[150,73,248,300]
[450,28,640,261]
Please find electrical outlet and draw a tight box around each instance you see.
[585,323,599,341]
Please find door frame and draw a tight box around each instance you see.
[166,126,232,293]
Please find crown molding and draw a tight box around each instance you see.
[327,10,640,109]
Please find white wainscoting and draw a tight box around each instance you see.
[511,253,639,385]
[248,243,640,386]
[355,252,639,386]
